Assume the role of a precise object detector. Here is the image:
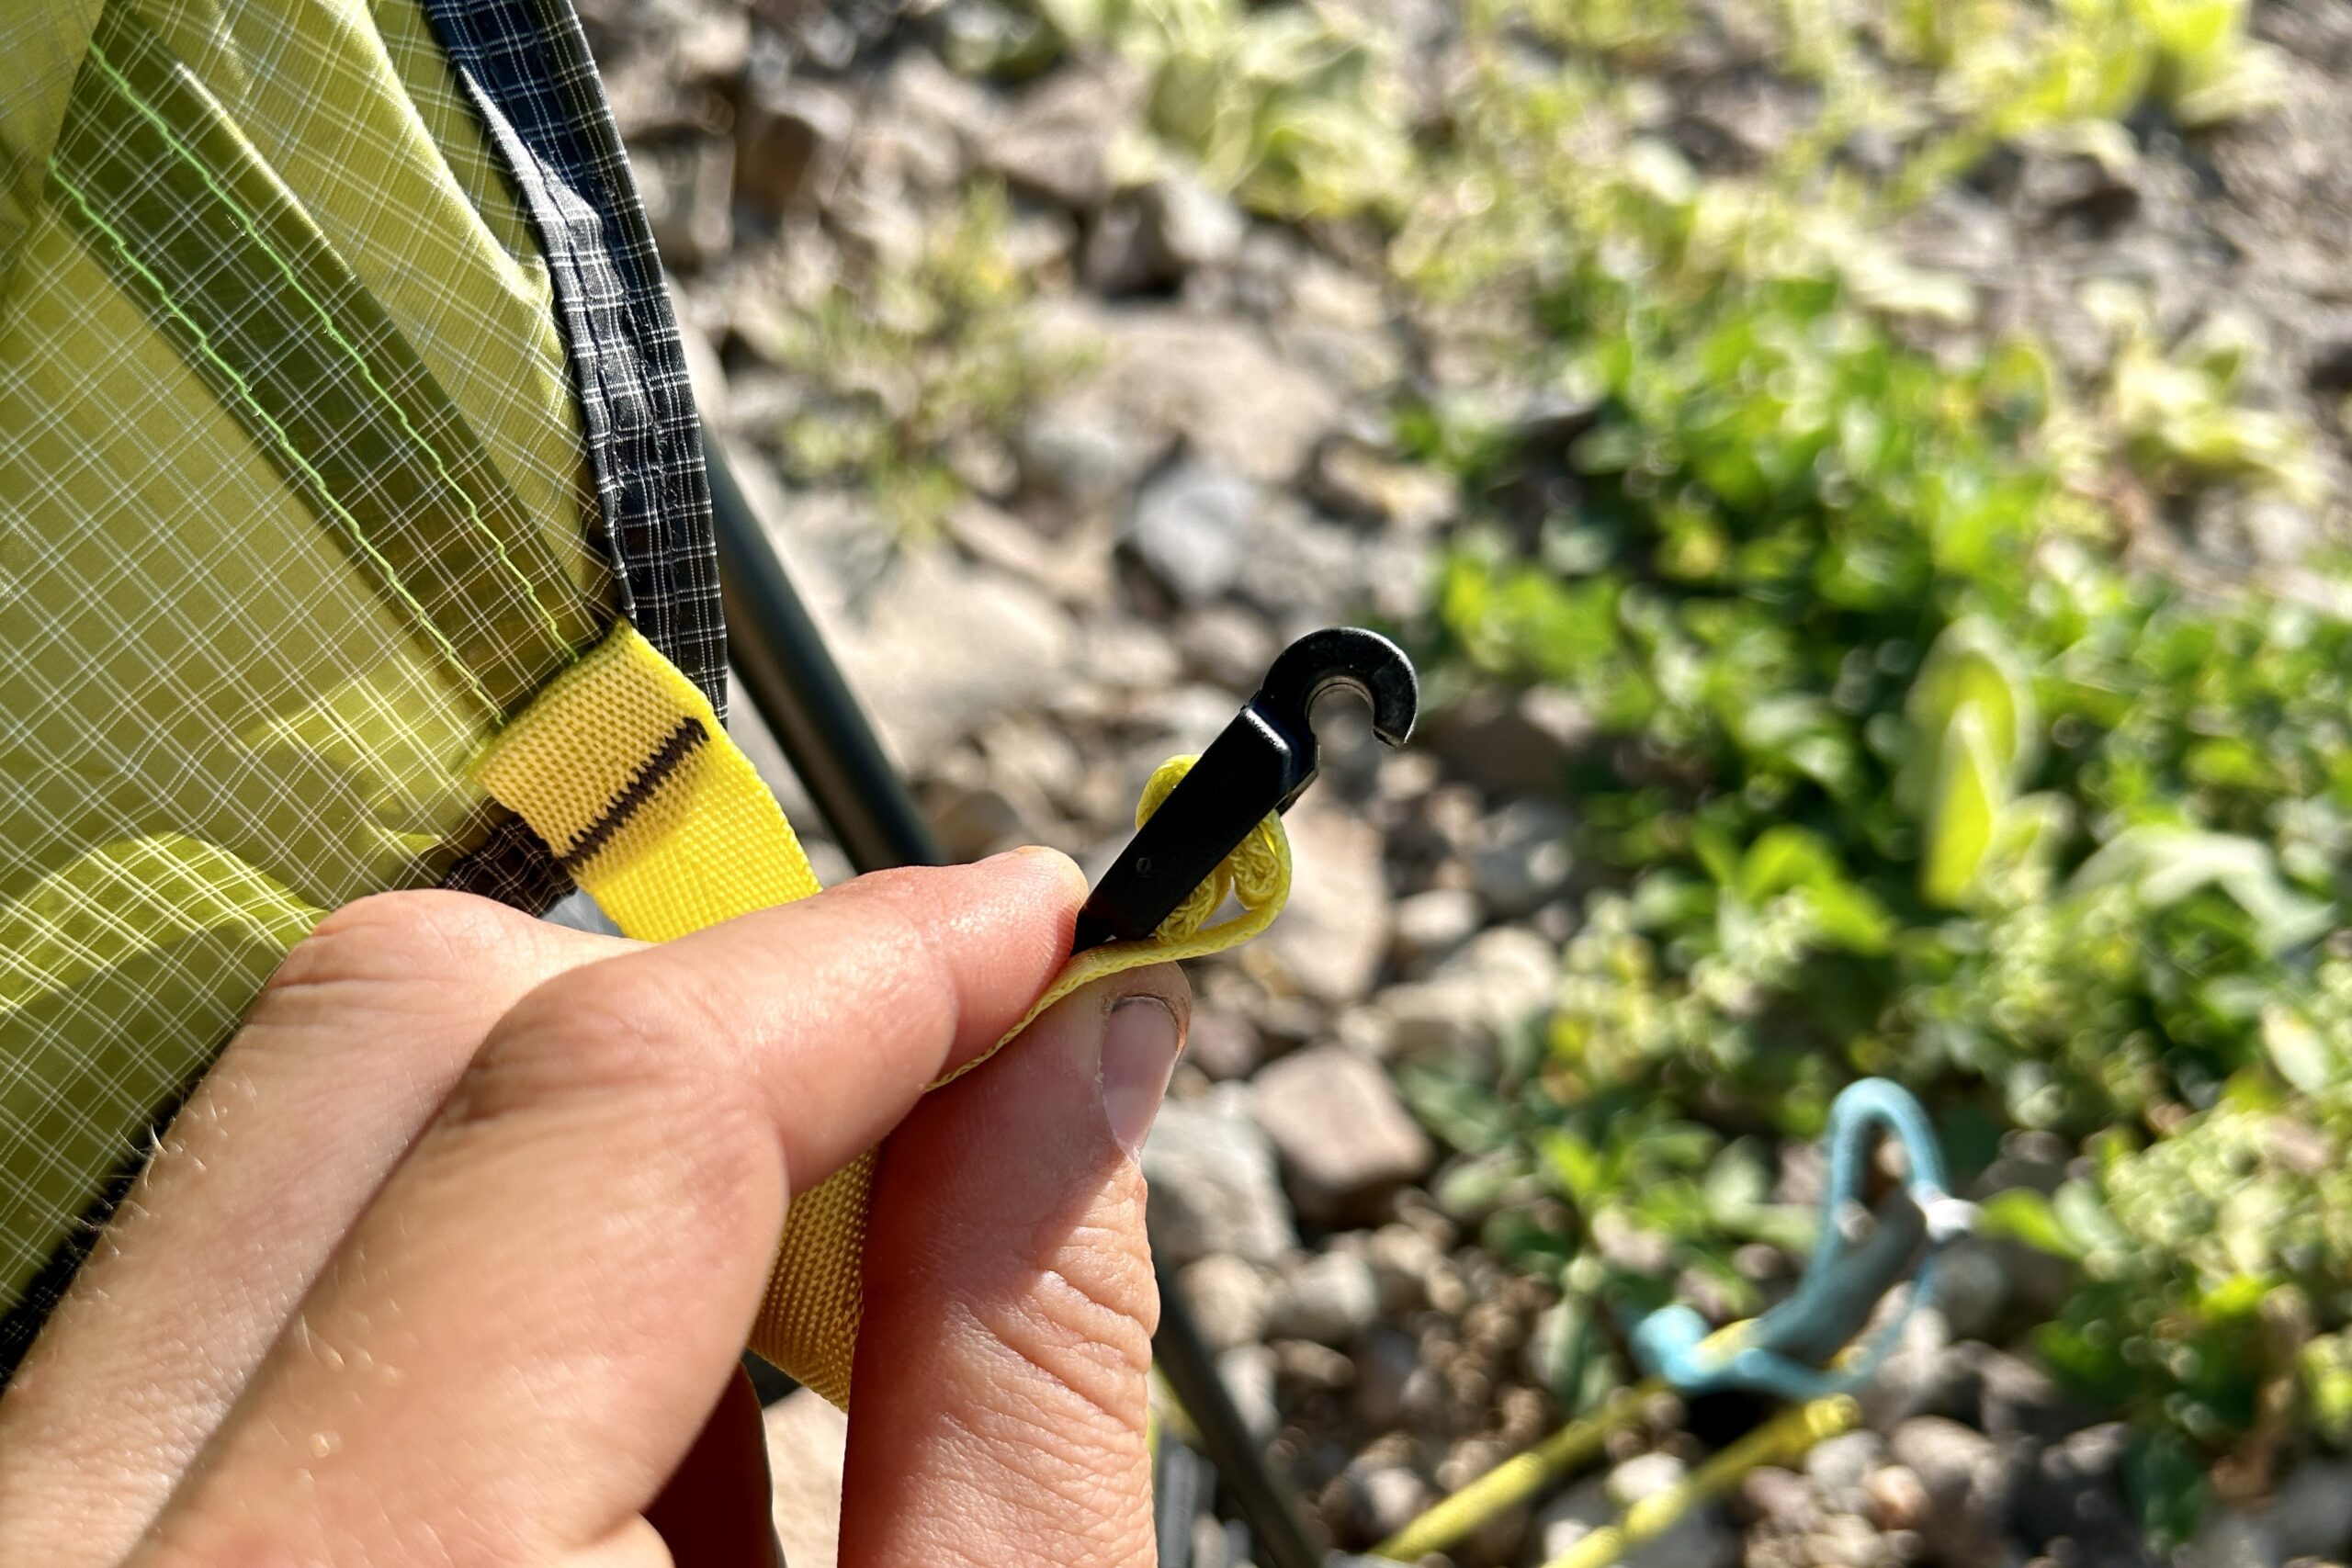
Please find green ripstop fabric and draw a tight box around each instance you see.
[0,0,678,1370]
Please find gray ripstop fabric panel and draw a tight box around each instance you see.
[418,0,728,716]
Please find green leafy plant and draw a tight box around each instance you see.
[736,185,1076,537]
[1386,0,2338,1504]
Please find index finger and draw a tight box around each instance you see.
[128,848,1085,1568]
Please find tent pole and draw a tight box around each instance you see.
[707,444,1326,1568]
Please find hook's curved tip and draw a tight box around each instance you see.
[1261,626,1419,748]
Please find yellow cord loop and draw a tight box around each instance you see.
[1137,754,1286,941]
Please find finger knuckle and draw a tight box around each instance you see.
[260,889,529,1005]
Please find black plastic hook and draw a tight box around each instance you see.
[1071,626,1419,953]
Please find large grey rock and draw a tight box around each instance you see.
[1374,926,1558,1062]
[831,552,1080,769]
[2177,1510,2284,1568]
[1423,685,1593,797]
[1127,458,1261,604]
[764,1387,849,1568]
[1255,799,1393,1006]
[2271,1456,2352,1559]
[1017,390,1172,511]
[1141,1089,1297,1266]
[725,467,1080,772]
[1251,1044,1434,1224]
[1032,304,1342,483]
[983,64,1139,209]
[1267,1249,1381,1346]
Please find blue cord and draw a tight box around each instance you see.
[1632,1079,1976,1401]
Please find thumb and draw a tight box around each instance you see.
[842,966,1189,1568]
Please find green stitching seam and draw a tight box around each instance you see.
[85,39,577,668]
[50,167,502,719]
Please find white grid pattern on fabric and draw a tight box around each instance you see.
[0,0,639,1346]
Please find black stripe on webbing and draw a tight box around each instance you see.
[556,717,708,872]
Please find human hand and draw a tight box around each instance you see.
[0,849,1188,1567]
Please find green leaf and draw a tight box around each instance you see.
[1978,1188,2085,1259]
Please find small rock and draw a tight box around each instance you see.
[1864,1463,1930,1531]
[1363,1222,1445,1313]
[984,64,1140,209]
[2021,152,2140,231]
[1538,1455,1739,1568]
[2014,1422,2140,1560]
[1352,1325,1437,1429]
[1216,1343,1280,1440]
[1084,174,1248,294]
[1273,1337,1355,1390]
[1376,926,1559,1063]
[1929,1235,2013,1342]
[1018,391,1173,511]
[1183,1004,1265,1081]
[1177,1253,1272,1350]
[1533,1475,1615,1562]
[734,70,854,218]
[1127,457,1262,604]
[1806,1430,1890,1515]
[1034,303,1342,483]
[1251,1044,1435,1225]
[926,782,1026,861]
[2271,1457,2352,1559]
[1887,1416,2017,1568]
[764,1388,849,1568]
[1392,886,1483,969]
[1256,800,1394,1006]
[1424,685,1593,797]
[1175,603,1277,693]
[1742,1465,1819,1530]
[1268,1250,1382,1346]
[1345,1464,1434,1544]
[1306,437,1457,533]
[1804,1511,1893,1567]
[1464,797,1574,919]
[1141,1088,1298,1266]
[636,135,734,270]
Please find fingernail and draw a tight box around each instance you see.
[1100,996,1181,1156]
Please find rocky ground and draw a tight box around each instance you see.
[567,0,2352,1562]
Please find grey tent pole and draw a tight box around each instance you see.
[706,443,1326,1568]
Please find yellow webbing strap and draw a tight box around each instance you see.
[472,621,1289,1405]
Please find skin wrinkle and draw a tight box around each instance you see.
[900,1405,1142,1568]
